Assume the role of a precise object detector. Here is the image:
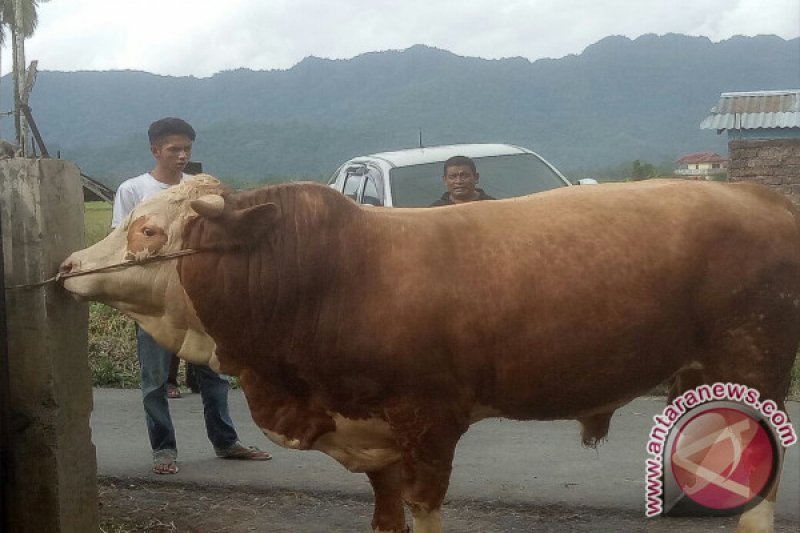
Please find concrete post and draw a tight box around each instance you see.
[0,159,98,532]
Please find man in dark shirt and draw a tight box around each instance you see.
[431,155,495,206]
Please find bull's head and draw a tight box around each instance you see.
[60,174,227,369]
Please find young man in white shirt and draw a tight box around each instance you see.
[112,117,272,474]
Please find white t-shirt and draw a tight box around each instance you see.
[111,172,189,228]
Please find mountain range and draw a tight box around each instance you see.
[1,33,798,188]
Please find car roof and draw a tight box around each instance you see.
[352,143,533,168]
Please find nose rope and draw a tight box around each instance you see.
[4,248,202,291]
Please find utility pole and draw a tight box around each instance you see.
[12,0,28,155]
[21,60,40,155]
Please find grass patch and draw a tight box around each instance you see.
[85,201,112,245]
[89,302,139,387]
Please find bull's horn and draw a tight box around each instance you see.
[191,194,225,218]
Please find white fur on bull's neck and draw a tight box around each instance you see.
[167,174,226,205]
[122,174,227,229]
[134,175,228,368]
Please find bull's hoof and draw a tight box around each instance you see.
[736,525,773,533]
[736,500,774,533]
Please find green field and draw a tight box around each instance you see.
[84,201,112,245]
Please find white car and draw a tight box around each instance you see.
[327,143,574,207]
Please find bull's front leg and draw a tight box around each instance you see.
[385,400,469,533]
[401,458,451,533]
[367,463,408,533]
[399,424,465,533]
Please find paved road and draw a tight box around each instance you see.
[92,388,799,528]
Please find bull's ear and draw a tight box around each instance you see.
[191,194,225,219]
[234,202,280,227]
[224,202,280,242]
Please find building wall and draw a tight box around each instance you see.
[728,138,800,205]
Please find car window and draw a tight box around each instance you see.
[389,153,567,207]
[341,164,370,200]
[326,164,345,185]
[337,164,385,205]
[362,173,384,206]
[342,175,362,200]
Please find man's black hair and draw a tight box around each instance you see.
[443,155,477,176]
[148,117,196,145]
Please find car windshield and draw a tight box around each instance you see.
[389,153,567,207]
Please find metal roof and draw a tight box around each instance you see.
[700,90,800,130]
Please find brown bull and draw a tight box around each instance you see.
[61,175,799,533]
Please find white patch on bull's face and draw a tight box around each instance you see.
[61,175,225,365]
[129,249,153,261]
[260,413,401,473]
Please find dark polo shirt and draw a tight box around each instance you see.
[430,188,495,206]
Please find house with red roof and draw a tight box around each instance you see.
[674,151,727,180]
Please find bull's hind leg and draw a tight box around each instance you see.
[367,463,408,533]
[736,449,784,533]
[675,365,792,533]
[704,357,793,533]
[698,290,799,533]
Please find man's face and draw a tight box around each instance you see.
[443,164,479,202]
[151,134,193,173]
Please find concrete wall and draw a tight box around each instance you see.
[0,159,98,532]
[728,138,800,205]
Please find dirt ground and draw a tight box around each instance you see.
[97,477,799,533]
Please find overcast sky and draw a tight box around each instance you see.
[5,0,799,78]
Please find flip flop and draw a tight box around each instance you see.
[215,441,272,460]
[167,384,181,399]
[152,455,179,474]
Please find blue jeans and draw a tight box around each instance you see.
[136,327,239,456]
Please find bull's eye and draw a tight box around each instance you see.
[142,227,156,237]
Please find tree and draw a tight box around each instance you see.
[631,159,656,181]
[0,0,48,148]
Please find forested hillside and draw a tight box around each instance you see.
[2,33,797,187]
